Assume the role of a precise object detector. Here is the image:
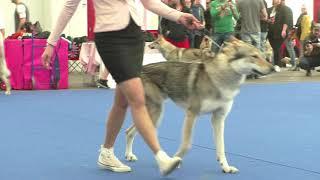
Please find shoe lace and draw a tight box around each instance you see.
[100,149,124,166]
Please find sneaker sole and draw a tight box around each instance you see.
[97,161,132,172]
[162,158,181,176]
[96,82,110,89]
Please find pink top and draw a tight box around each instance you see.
[47,0,183,46]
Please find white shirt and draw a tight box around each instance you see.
[47,0,184,46]
[16,4,27,19]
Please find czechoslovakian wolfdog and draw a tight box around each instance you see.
[0,33,11,95]
[125,38,274,173]
[148,35,214,62]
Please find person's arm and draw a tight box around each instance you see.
[228,1,239,20]
[42,0,81,69]
[259,0,267,21]
[141,0,201,30]
[260,8,268,21]
[47,0,82,46]
[281,7,289,38]
[141,0,185,23]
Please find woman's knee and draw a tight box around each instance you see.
[118,78,146,108]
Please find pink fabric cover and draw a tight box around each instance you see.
[4,38,69,90]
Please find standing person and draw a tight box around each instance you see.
[267,0,289,71]
[161,0,192,48]
[204,0,213,35]
[280,0,296,69]
[210,0,239,53]
[190,0,206,48]
[295,4,311,43]
[158,0,172,35]
[42,0,202,176]
[11,0,30,32]
[237,0,267,51]
[260,0,269,52]
[294,4,311,62]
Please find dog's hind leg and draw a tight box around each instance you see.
[211,102,239,173]
[174,110,197,159]
[125,98,163,161]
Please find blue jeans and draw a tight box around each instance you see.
[211,32,234,53]
[260,32,268,52]
[240,32,261,51]
[285,40,296,66]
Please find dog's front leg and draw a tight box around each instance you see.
[125,125,138,161]
[174,110,197,159]
[211,102,239,173]
[2,76,11,95]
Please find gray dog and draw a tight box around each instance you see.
[125,38,274,173]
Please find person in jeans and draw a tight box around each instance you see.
[280,0,296,69]
[210,0,239,53]
[260,0,269,53]
[237,0,267,52]
[190,0,206,48]
[42,0,202,176]
[267,0,290,70]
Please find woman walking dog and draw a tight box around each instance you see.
[42,0,202,176]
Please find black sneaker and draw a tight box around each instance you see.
[96,79,110,89]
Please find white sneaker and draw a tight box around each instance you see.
[155,150,181,176]
[274,65,281,72]
[97,145,131,172]
[286,64,292,68]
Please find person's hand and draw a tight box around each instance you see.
[177,13,203,30]
[281,30,286,38]
[41,45,55,69]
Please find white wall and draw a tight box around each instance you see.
[265,0,314,24]
[0,0,314,37]
[0,0,87,37]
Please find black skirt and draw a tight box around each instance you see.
[94,19,145,83]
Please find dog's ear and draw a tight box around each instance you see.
[158,34,164,39]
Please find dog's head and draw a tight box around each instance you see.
[218,37,274,76]
[148,35,167,49]
[199,35,213,50]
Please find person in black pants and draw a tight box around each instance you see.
[267,0,290,70]
[299,24,320,76]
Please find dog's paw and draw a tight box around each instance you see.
[222,166,239,174]
[5,91,11,95]
[125,152,138,161]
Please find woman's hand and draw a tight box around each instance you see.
[41,45,55,69]
[177,13,203,30]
